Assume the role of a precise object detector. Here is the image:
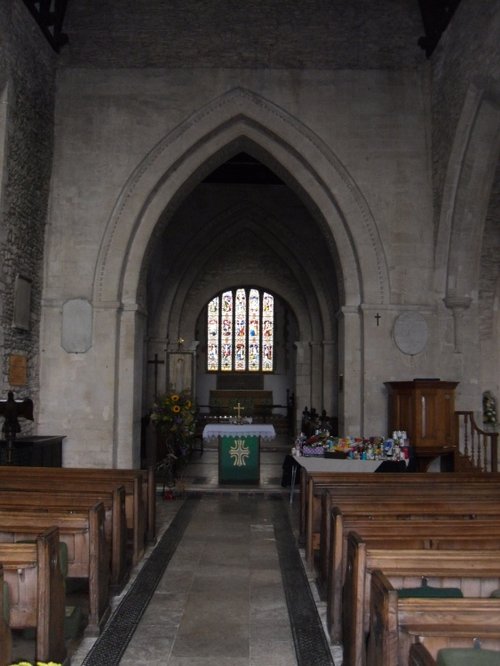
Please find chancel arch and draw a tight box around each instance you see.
[88,87,390,464]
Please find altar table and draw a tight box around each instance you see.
[202,424,276,484]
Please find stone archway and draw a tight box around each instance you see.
[92,87,390,464]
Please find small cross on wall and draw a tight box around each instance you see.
[375,313,381,327]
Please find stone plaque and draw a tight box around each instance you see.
[62,298,93,353]
[393,311,428,355]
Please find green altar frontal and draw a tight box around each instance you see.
[219,434,260,484]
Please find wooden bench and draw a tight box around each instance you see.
[410,642,500,666]
[318,483,500,585]
[299,470,499,546]
[366,568,500,666]
[300,470,500,547]
[0,565,12,666]
[327,506,500,642]
[0,486,128,589]
[5,464,156,542]
[343,532,500,666]
[0,526,66,664]
[0,503,110,634]
[307,473,500,565]
[0,466,150,564]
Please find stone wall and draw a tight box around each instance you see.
[59,0,425,70]
[430,0,500,229]
[0,1,56,410]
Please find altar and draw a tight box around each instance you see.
[202,423,276,484]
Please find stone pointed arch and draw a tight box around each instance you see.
[93,87,390,309]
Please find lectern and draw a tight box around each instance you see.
[385,380,458,471]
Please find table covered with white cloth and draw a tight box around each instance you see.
[202,423,276,441]
[202,423,276,484]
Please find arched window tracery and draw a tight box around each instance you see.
[207,288,274,372]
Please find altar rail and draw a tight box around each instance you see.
[456,411,498,472]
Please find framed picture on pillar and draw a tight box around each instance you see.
[168,352,194,394]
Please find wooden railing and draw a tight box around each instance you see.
[455,411,499,472]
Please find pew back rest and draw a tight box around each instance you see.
[0,527,66,663]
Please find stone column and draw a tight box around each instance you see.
[310,341,323,411]
[337,306,362,435]
[443,294,472,354]
[294,341,311,433]
[115,304,146,469]
[322,339,336,417]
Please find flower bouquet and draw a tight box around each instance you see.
[150,389,196,442]
[150,390,197,492]
[9,662,61,666]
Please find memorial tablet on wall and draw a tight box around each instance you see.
[62,298,92,353]
[393,311,428,355]
[8,354,27,386]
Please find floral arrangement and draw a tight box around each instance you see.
[9,662,61,666]
[150,389,196,440]
[483,391,498,426]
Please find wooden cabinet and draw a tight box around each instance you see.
[385,380,458,471]
[0,436,64,466]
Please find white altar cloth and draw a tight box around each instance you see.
[202,423,276,440]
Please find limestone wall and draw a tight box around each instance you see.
[39,64,438,461]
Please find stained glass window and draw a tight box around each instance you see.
[206,288,274,372]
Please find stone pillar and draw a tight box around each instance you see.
[337,306,362,435]
[322,339,336,417]
[115,304,146,469]
[310,341,323,411]
[443,294,472,354]
[294,341,311,433]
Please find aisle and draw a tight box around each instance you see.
[71,494,339,665]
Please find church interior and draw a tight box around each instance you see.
[0,0,499,664]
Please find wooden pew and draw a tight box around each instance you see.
[327,507,500,642]
[311,481,500,572]
[0,464,156,543]
[0,503,110,634]
[300,470,500,562]
[0,527,66,664]
[343,532,500,666]
[366,568,500,666]
[0,565,12,666]
[0,486,128,589]
[0,466,148,564]
[410,642,500,666]
[312,474,500,577]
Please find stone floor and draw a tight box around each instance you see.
[11,437,343,665]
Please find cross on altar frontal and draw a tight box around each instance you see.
[233,402,245,419]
